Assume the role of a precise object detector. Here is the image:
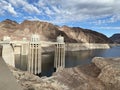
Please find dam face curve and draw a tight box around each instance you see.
[2,44,15,67]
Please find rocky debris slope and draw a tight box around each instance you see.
[0,19,112,43]
[59,26,112,43]
[93,57,120,90]
[8,57,120,90]
[9,66,68,90]
[53,57,120,90]
[53,65,104,90]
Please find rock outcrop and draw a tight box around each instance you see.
[0,19,112,43]
[9,66,68,90]
[59,26,112,43]
[53,65,104,90]
[54,57,120,90]
[8,57,120,90]
[93,57,120,90]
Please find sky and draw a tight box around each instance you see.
[0,0,120,37]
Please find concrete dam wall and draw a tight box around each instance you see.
[2,44,15,67]
[0,45,23,90]
[1,43,110,69]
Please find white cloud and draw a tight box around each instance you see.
[92,26,120,30]
[8,0,41,14]
[90,14,120,25]
[44,7,55,15]
[36,0,120,24]
[0,0,17,16]
[23,4,40,14]
[6,4,17,15]
[23,16,51,23]
[24,16,41,21]
[1,0,120,25]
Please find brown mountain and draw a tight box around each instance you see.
[0,19,112,43]
[110,33,120,43]
[59,26,112,43]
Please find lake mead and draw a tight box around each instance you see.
[15,46,120,76]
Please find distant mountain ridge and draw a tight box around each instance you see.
[110,33,120,43]
[0,19,112,43]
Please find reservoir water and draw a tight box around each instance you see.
[15,46,120,76]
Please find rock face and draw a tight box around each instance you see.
[8,57,120,90]
[9,66,68,90]
[110,33,120,43]
[0,19,75,42]
[54,57,120,90]
[59,26,112,43]
[93,57,120,90]
[0,19,112,43]
[53,65,104,90]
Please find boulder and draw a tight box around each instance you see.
[92,57,120,90]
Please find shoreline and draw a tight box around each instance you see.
[8,57,120,90]
[42,43,111,52]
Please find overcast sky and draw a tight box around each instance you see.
[0,0,120,37]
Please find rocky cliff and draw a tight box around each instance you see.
[9,57,120,90]
[110,33,120,43]
[0,19,112,43]
[59,26,112,43]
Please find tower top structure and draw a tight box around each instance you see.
[57,35,64,43]
[3,36,11,41]
[31,34,40,42]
